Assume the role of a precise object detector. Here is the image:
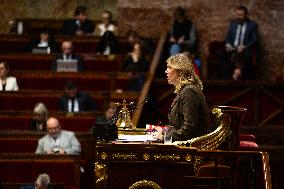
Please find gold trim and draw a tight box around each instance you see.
[94,162,108,184]
[185,154,192,162]
[153,154,181,161]
[143,153,150,160]
[100,152,107,160]
[111,153,138,160]
[129,180,162,189]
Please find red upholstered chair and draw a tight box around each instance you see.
[213,106,259,151]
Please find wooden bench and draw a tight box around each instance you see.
[0,112,99,132]
[0,34,130,53]
[12,71,135,91]
[0,153,81,188]
[0,90,139,111]
[1,53,124,71]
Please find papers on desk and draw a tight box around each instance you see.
[117,134,156,142]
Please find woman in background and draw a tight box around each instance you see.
[29,102,49,131]
[0,61,19,91]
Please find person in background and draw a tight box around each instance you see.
[126,30,155,55]
[96,101,118,125]
[221,5,259,80]
[153,53,209,142]
[168,7,197,56]
[59,81,96,112]
[121,42,149,91]
[20,173,52,189]
[0,61,18,91]
[25,27,56,53]
[96,31,120,55]
[35,117,81,155]
[52,41,83,72]
[62,6,95,36]
[29,102,49,131]
[94,10,118,36]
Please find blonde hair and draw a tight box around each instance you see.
[34,102,49,118]
[166,53,203,93]
[35,173,50,188]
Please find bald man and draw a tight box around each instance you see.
[35,117,81,155]
[51,40,83,72]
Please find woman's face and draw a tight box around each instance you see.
[0,63,8,78]
[165,64,179,85]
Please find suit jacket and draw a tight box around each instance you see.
[226,19,258,49]
[0,76,19,91]
[35,130,81,155]
[59,91,96,112]
[62,18,95,36]
[29,119,47,131]
[25,38,56,53]
[168,84,210,141]
[51,54,83,71]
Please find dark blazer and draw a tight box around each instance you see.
[226,19,258,49]
[25,38,56,52]
[62,19,95,36]
[52,54,84,71]
[168,84,210,141]
[59,91,96,112]
[29,119,47,131]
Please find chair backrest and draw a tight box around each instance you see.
[189,107,231,150]
[215,106,247,150]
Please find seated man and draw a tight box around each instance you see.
[220,5,259,80]
[168,7,197,56]
[35,117,81,155]
[59,81,96,112]
[94,10,118,36]
[62,6,95,36]
[25,27,55,54]
[51,40,83,72]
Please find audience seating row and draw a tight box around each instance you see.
[1,53,124,72]
[13,71,135,91]
[0,90,139,111]
[0,153,81,188]
[0,34,130,53]
[0,112,99,132]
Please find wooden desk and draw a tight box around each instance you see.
[0,90,138,111]
[13,71,133,91]
[95,143,197,189]
[0,53,124,71]
[0,153,81,188]
[95,143,271,189]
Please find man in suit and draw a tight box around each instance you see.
[59,81,96,112]
[35,117,81,155]
[51,40,83,72]
[221,5,259,80]
[62,6,95,36]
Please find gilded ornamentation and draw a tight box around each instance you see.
[129,180,162,189]
[100,152,107,160]
[143,153,150,160]
[153,154,181,161]
[185,154,192,162]
[111,153,138,160]
[94,162,107,184]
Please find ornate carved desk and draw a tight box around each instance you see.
[95,143,197,189]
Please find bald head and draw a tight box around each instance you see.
[61,41,73,55]
[46,117,61,138]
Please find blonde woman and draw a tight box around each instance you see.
[29,102,49,131]
[154,53,210,142]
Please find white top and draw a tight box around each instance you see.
[0,76,19,91]
[97,23,117,36]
